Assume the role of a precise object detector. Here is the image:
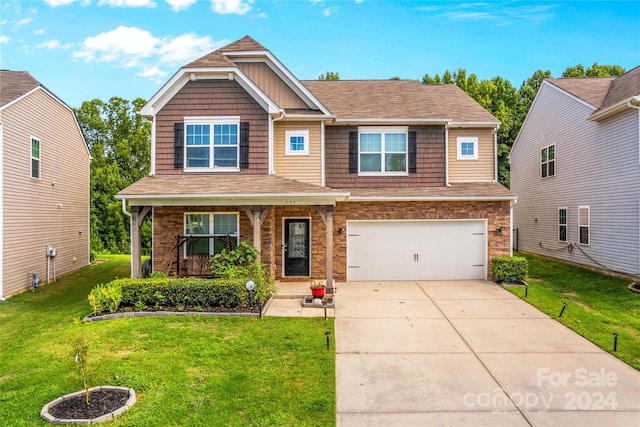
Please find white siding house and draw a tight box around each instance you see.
[510,67,640,278]
[0,71,91,298]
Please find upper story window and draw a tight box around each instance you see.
[541,144,555,178]
[457,136,478,160]
[558,207,567,242]
[359,126,407,175]
[285,130,309,156]
[184,117,240,171]
[31,137,41,179]
[184,212,239,257]
[578,206,590,245]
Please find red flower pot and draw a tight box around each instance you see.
[311,287,325,298]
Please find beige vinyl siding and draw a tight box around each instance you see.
[236,62,309,109]
[2,89,90,297]
[448,128,495,182]
[274,121,322,185]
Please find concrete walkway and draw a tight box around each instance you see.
[335,280,640,426]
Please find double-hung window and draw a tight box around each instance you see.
[31,137,41,179]
[541,144,555,178]
[184,213,239,257]
[558,207,567,242]
[359,127,407,175]
[185,117,239,171]
[578,206,590,245]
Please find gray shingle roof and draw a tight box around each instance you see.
[0,70,41,107]
[546,77,615,108]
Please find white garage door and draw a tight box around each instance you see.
[347,220,486,281]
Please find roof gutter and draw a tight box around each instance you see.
[270,110,286,174]
[346,195,518,202]
[589,95,640,121]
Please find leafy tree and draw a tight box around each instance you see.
[75,97,151,255]
[562,62,625,78]
[389,76,400,80]
[318,71,340,80]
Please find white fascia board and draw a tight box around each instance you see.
[449,121,501,128]
[588,98,636,121]
[346,195,518,202]
[232,68,281,114]
[228,50,332,116]
[282,114,336,120]
[117,192,350,207]
[333,118,451,125]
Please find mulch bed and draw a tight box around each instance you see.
[48,389,129,420]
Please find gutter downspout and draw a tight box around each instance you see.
[270,110,286,175]
[444,124,450,187]
[628,98,640,277]
[493,125,500,183]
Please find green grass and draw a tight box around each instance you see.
[0,256,335,426]
[505,252,640,370]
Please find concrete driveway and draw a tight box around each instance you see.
[335,280,640,426]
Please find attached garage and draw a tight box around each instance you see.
[346,220,487,281]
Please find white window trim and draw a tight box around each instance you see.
[456,136,478,160]
[183,212,240,258]
[30,136,41,179]
[558,207,567,242]
[358,126,409,176]
[285,130,309,156]
[183,116,240,172]
[541,143,556,178]
[578,206,590,246]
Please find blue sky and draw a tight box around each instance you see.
[1,0,638,108]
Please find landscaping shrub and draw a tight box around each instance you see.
[492,256,529,283]
[87,283,122,314]
[211,240,277,302]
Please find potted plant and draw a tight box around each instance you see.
[310,280,326,298]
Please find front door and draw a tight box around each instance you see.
[284,219,310,276]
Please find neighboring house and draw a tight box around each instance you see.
[510,67,640,278]
[117,36,515,285]
[0,70,91,298]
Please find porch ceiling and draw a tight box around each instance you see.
[116,174,350,206]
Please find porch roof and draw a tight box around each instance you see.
[116,174,350,206]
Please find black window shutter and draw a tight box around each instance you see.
[174,122,184,169]
[349,131,358,173]
[240,121,249,169]
[408,131,417,173]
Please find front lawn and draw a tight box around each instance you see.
[505,252,640,370]
[0,256,335,426]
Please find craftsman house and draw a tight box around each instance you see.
[510,67,640,278]
[0,70,91,298]
[117,36,515,285]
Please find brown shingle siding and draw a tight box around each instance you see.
[155,79,269,175]
[324,125,445,188]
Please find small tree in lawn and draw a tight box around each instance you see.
[72,318,91,406]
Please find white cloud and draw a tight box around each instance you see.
[165,0,196,11]
[211,0,252,15]
[35,28,45,35]
[0,35,11,44]
[310,0,322,4]
[97,0,158,7]
[73,26,228,83]
[43,0,75,6]
[15,18,33,28]
[354,0,364,4]
[1,20,7,26]
[418,2,557,24]
[36,39,73,49]
[322,6,337,16]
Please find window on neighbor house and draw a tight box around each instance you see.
[359,127,407,175]
[558,207,567,242]
[578,206,590,245]
[31,137,41,179]
[184,213,239,257]
[457,136,478,160]
[541,144,555,178]
[185,118,239,170]
[285,130,309,155]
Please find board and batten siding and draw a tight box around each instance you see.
[274,121,322,185]
[2,89,90,297]
[511,82,640,277]
[236,62,309,109]
[448,127,495,182]
[154,79,269,175]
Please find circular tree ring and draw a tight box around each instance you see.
[41,386,136,424]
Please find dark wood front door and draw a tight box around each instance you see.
[284,219,310,276]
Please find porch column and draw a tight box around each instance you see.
[242,205,273,261]
[315,205,334,292]
[130,206,151,278]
